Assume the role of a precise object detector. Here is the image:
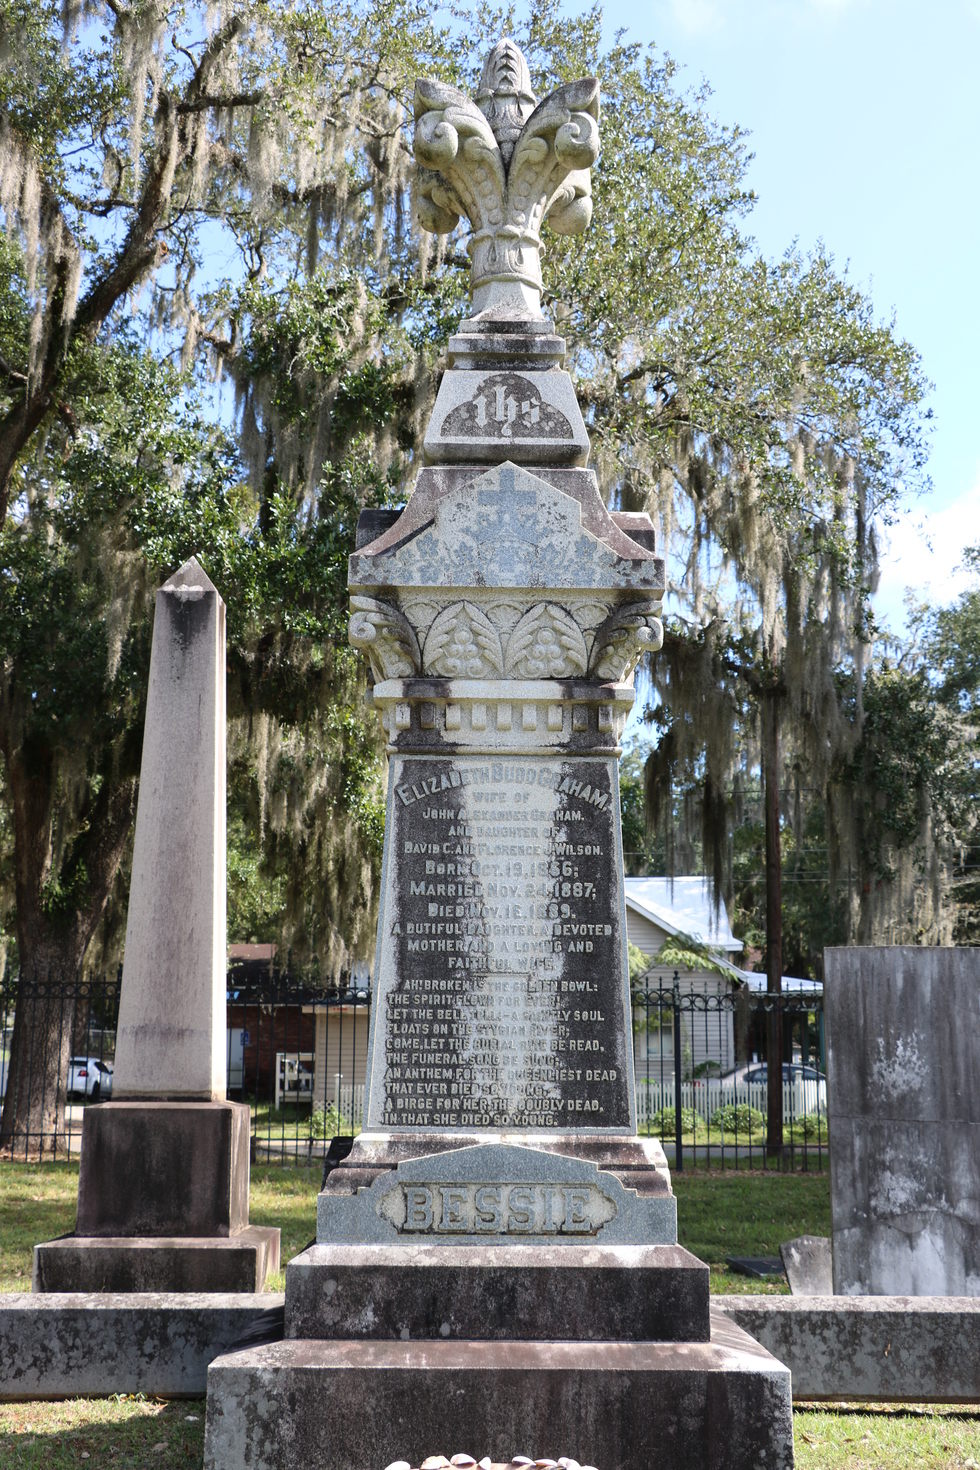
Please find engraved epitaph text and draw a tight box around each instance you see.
[365,753,635,1131]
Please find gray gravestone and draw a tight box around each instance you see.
[826,946,980,1295]
[780,1235,833,1296]
[34,560,278,1293]
[204,40,794,1470]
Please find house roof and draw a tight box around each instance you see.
[624,877,743,955]
[624,875,822,992]
[735,969,822,994]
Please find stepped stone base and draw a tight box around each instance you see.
[33,1100,279,1293]
[74,1101,251,1236]
[203,1313,794,1470]
[33,1228,280,1294]
[323,1131,673,1198]
[285,1242,708,1342]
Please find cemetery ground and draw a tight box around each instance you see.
[2,1163,978,1467]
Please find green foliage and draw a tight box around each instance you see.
[644,1105,706,1139]
[844,665,961,873]
[785,1113,829,1143]
[0,0,940,994]
[710,1103,766,1136]
[620,744,663,875]
[655,932,733,978]
[627,941,651,983]
[693,1059,722,1079]
[308,1105,351,1141]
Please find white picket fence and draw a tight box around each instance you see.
[326,1074,366,1127]
[319,1075,824,1134]
[636,1076,826,1132]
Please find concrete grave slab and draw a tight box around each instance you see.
[0,1293,284,1400]
[203,1312,793,1470]
[718,1295,980,1403]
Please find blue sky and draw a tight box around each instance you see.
[598,0,980,628]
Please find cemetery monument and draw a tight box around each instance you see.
[826,946,980,1296]
[34,559,279,1292]
[204,42,794,1468]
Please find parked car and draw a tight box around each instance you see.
[67,1056,113,1099]
[738,1062,826,1112]
[697,1061,827,1115]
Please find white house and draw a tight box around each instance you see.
[625,876,746,1084]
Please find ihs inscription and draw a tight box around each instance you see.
[441,373,574,441]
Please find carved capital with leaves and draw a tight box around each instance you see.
[414,39,599,317]
[348,595,422,681]
[589,600,664,682]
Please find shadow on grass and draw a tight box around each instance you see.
[0,1397,206,1469]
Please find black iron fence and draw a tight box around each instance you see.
[633,972,828,1171]
[0,969,826,1169]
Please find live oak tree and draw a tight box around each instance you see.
[0,0,935,1148]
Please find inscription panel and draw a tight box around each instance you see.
[365,754,635,1131]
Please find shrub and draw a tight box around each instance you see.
[644,1105,706,1139]
[710,1103,765,1136]
[693,1060,722,1079]
[309,1104,350,1140]
[787,1112,828,1141]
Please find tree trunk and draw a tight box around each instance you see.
[762,684,784,1162]
[0,951,81,1158]
[0,734,137,1156]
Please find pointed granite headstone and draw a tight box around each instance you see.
[113,557,227,1099]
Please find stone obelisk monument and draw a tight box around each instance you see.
[204,43,794,1469]
[34,559,278,1292]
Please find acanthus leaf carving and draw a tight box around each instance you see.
[589,600,664,681]
[506,603,588,679]
[348,595,422,681]
[423,601,505,678]
[414,40,599,316]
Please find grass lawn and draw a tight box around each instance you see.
[673,1166,831,1294]
[0,1160,976,1468]
[0,1159,830,1295]
[0,1162,321,1294]
[0,1399,977,1469]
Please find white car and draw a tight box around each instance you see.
[67,1056,113,1099]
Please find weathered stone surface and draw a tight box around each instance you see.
[413,41,599,320]
[362,755,637,1135]
[0,1292,283,1400]
[424,369,590,467]
[74,1102,250,1237]
[351,466,663,572]
[780,1236,833,1296]
[367,684,638,755]
[349,463,663,595]
[32,1228,280,1294]
[321,1131,674,1204]
[203,1313,793,1470]
[286,1241,707,1342]
[113,556,228,1101]
[296,36,793,1470]
[717,1295,980,1403]
[316,1145,675,1247]
[825,946,980,1295]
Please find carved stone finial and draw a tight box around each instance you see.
[414,40,599,319]
[475,39,537,164]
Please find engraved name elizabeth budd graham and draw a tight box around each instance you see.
[365,753,635,1132]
